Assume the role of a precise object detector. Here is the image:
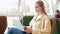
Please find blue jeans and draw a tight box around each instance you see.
[7,28,26,34]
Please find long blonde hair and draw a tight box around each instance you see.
[36,1,47,15]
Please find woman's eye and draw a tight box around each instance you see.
[36,7,38,8]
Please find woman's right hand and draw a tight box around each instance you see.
[24,26,27,30]
[24,27,32,33]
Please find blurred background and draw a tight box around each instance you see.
[0,0,60,16]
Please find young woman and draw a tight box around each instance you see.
[7,1,51,34]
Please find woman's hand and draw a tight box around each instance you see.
[24,26,27,30]
[24,27,32,33]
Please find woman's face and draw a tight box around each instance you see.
[35,4,42,13]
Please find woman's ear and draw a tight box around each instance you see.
[42,7,43,10]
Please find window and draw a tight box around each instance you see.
[0,0,20,16]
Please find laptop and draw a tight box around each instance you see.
[12,19,24,31]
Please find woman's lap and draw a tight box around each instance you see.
[7,28,26,34]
